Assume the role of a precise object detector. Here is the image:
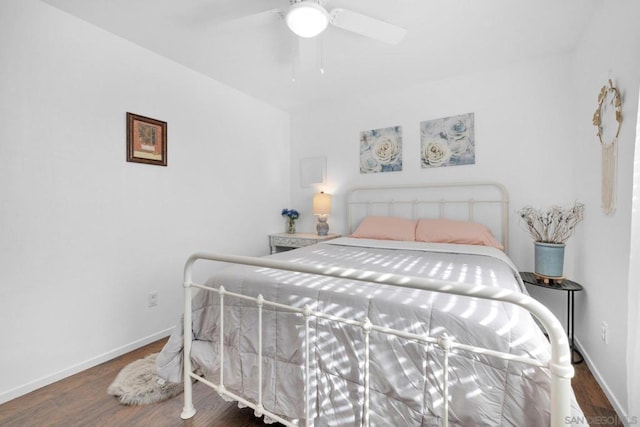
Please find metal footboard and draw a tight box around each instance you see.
[179,252,574,427]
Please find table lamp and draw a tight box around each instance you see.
[312,192,332,236]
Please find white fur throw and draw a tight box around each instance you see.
[107,353,183,405]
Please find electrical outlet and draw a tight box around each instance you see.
[148,291,159,308]
[601,321,608,343]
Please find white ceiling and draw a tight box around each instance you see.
[42,0,601,112]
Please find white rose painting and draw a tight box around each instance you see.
[360,126,403,174]
[420,113,475,168]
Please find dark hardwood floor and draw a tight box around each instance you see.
[0,339,621,426]
[572,361,623,426]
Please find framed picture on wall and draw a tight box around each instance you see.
[420,112,475,168]
[359,125,403,173]
[126,112,167,166]
[300,156,326,187]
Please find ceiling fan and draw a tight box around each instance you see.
[222,0,407,45]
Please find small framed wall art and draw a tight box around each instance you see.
[126,112,167,166]
[300,156,327,187]
[420,112,475,168]
[360,125,403,173]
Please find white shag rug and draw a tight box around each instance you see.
[107,353,183,405]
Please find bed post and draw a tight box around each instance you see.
[438,333,452,427]
[180,256,197,420]
[522,293,574,427]
[549,358,574,427]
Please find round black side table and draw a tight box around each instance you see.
[519,272,584,364]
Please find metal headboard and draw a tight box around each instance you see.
[345,182,510,252]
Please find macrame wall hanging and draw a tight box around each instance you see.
[592,79,622,215]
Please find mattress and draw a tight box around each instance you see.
[157,238,585,426]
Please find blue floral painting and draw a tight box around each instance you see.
[360,126,403,174]
[420,113,475,168]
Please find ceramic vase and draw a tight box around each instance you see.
[534,242,566,278]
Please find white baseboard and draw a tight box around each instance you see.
[574,338,628,423]
[0,328,173,405]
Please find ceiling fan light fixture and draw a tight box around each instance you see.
[286,2,329,38]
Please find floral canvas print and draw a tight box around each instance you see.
[420,113,475,168]
[360,126,403,173]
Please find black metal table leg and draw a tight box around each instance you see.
[519,272,585,364]
[568,290,583,364]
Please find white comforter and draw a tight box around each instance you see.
[157,238,585,426]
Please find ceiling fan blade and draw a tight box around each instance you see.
[214,9,283,33]
[329,8,406,45]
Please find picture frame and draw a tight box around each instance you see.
[300,156,326,188]
[359,125,403,174]
[420,112,474,169]
[126,112,167,166]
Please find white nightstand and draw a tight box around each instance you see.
[269,232,340,254]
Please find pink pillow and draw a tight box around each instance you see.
[415,218,504,250]
[350,216,417,241]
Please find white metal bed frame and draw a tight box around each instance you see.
[179,182,574,426]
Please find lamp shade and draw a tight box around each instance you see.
[313,192,332,215]
[285,2,329,38]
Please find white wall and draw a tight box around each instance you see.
[290,53,577,271]
[627,96,640,420]
[289,1,640,417]
[569,0,640,419]
[0,0,290,403]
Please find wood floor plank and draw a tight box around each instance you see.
[0,339,620,426]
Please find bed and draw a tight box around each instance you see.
[157,182,585,426]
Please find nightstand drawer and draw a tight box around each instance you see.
[269,233,340,254]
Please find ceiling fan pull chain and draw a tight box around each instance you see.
[291,33,297,83]
[319,34,325,75]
